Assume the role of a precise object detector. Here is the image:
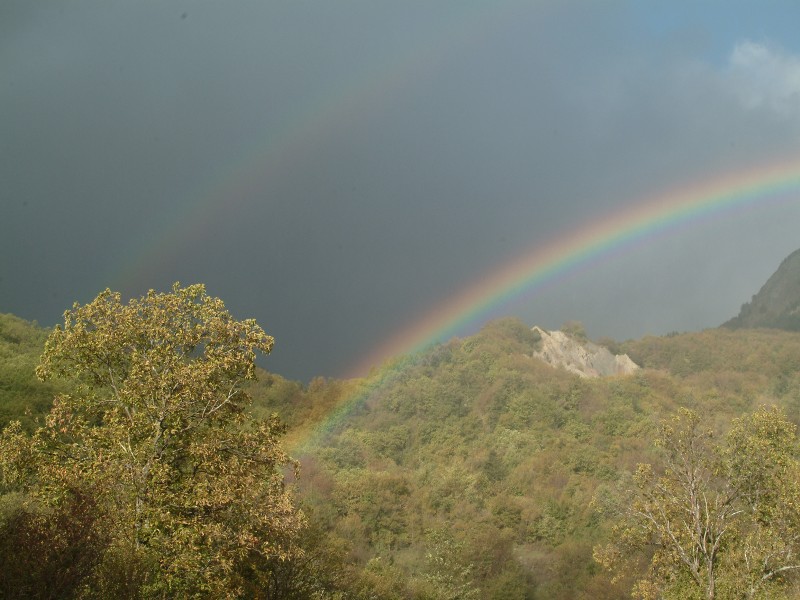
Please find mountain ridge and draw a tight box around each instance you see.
[724,247,800,331]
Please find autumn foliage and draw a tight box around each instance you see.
[0,284,303,597]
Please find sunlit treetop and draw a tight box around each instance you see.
[36,282,274,426]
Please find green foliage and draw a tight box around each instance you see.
[0,313,63,431]
[595,406,800,599]
[5,301,800,598]
[262,321,800,599]
[0,284,304,597]
[0,488,108,599]
[420,529,479,599]
[560,320,588,342]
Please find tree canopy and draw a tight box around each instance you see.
[594,406,800,600]
[0,283,303,597]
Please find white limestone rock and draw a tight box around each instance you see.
[531,326,639,378]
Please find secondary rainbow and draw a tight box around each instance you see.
[110,1,525,292]
[289,157,800,453]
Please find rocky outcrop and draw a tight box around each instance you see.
[531,326,639,378]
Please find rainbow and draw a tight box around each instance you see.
[288,157,800,453]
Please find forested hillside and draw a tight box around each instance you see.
[3,309,800,597]
[724,247,800,331]
[247,320,800,598]
[0,313,65,431]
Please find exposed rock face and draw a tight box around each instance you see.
[531,326,639,378]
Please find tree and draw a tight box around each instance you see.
[0,489,108,599]
[0,284,304,597]
[420,529,480,600]
[594,407,800,600]
[560,320,587,342]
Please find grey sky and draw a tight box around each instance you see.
[3,1,800,381]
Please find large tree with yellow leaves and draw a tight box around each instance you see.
[594,407,800,600]
[1,284,303,597]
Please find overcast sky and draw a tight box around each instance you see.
[3,1,800,382]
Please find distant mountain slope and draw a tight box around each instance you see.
[724,248,800,331]
[264,318,800,599]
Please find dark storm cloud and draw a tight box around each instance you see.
[3,1,800,380]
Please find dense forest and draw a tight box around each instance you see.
[2,282,800,598]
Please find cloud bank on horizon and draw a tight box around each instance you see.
[2,1,800,381]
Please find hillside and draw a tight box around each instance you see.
[3,307,800,597]
[724,247,800,331]
[250,320,800,599]
[0,313,63,431]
